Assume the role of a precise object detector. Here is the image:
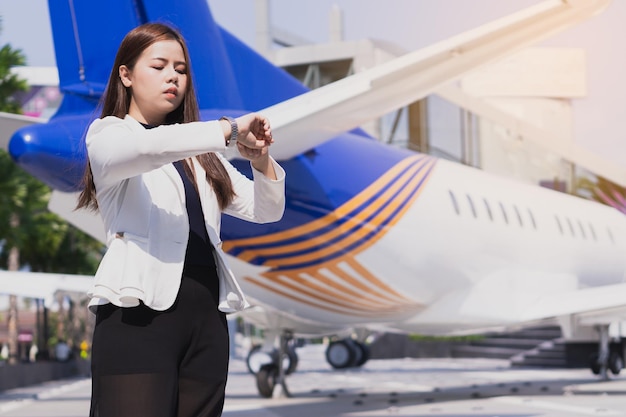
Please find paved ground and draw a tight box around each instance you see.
[1,344,626,416]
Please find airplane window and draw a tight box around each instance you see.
[527,208,537,229]
[513,205,523,227]
[466,194,477,218]
[608,227,615,244]
[589,222,597,241]
[577,220,586,240]
[555,215,563,235]
[483,198,493,221]
[448,190,460,215]
[566,217,576,237]
[499,202,508,224]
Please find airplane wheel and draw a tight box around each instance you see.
[246,345,274,375]
[609,352,623,375]
[282,345,299,375]
[326,340,356,369]
[247,345,298,375]
[589,353,601,375]
[256,364,278,398]
[353,341,370,367]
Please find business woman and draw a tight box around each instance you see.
[76,22,285,417]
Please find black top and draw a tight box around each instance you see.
[173,160,216,268]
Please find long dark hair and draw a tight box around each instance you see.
[76,22,234,211]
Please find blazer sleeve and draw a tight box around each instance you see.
[87,116,227,188]
[219,152,286,224]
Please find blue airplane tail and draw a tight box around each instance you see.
[48,0,309,111]
[9,0,307,191]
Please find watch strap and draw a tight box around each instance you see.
[220,116,238,146]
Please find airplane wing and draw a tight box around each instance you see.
[48,190,105,243]
[522,283,626,326]
[264,0,611,160]
[0,270,92,305]
[0,67,54,150]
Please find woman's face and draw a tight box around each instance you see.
[119,39,188,125]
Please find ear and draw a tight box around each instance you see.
[119,65,132,87]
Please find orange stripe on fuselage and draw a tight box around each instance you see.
[223,154,426,252]
[261,158,435,268]
[245,274,422,317]
[236,156,432,262]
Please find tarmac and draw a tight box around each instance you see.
[1,344,626,416]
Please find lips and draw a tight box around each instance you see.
[164,87,177,96]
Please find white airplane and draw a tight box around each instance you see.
[1,0,624,398]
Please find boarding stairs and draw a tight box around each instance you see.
[452,325,566,366]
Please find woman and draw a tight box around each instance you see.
[76,22,285,417]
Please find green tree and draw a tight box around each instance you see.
[0,173,102,276]
[0,44,27,113]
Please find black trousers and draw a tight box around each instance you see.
[89,266,229,417]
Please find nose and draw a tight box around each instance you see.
[166,68,178,84]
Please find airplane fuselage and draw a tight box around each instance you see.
[222,133,626,337]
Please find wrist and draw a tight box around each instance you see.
[251,154,277,180]
[251,153,270,170]
[220,116,238,146]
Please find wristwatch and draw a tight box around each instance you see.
[220,116,238,146]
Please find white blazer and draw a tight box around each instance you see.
[86,115,286,313]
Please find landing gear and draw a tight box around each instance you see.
[589,324,623,379]
[609,352,623,376]
[249,334,371,397]
[590,350,623,377]
[246,345,274,375]
[256,364,278,398]
[246,343,298,376]
[252,332,295,398]
[325,339,370,369]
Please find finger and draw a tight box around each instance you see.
[248,133,270,149]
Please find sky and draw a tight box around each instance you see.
[0,0,542,67]
[0,0,625,169]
